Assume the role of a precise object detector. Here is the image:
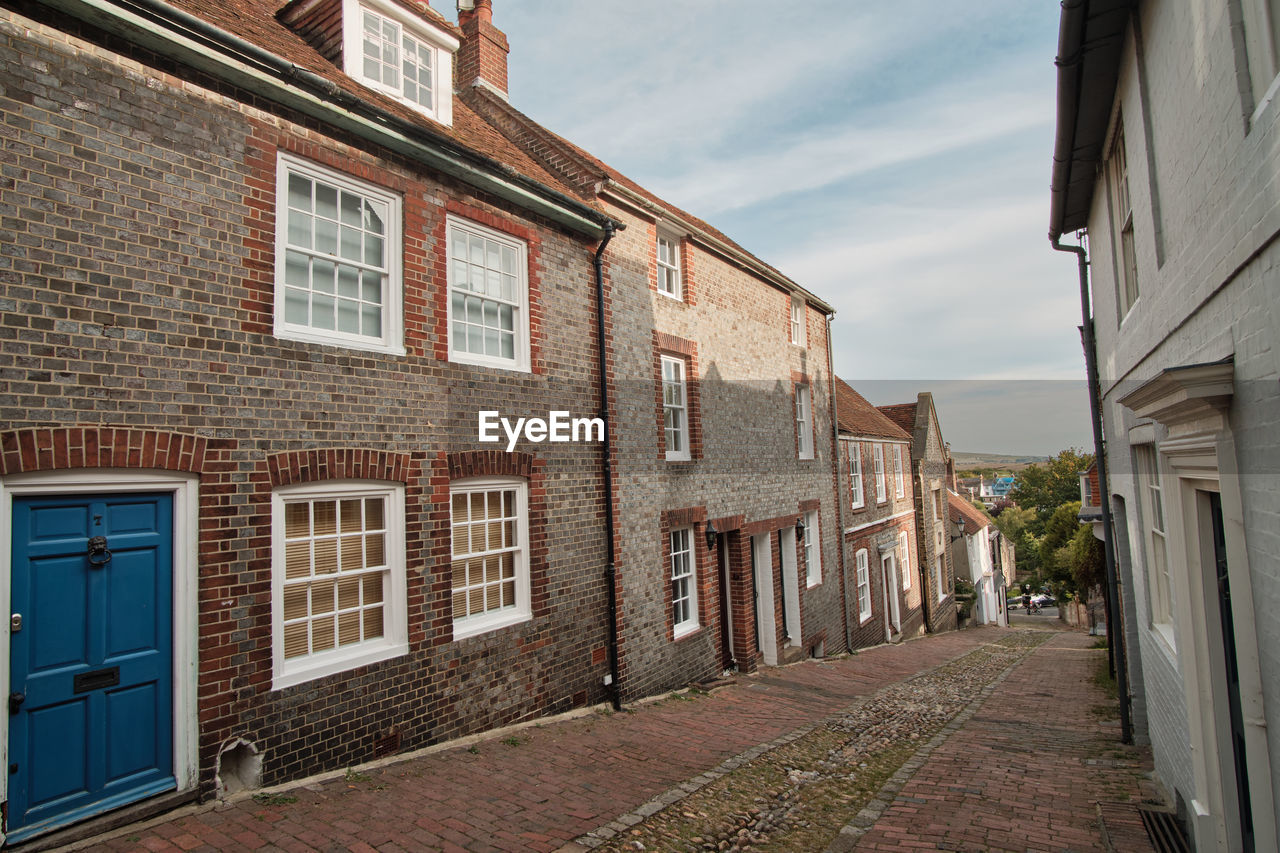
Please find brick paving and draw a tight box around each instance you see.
[67,627,1151,853]
[846,631,1155,852]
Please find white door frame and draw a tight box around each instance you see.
[1160,436,1276,852]
[0,469,201,841]
[881,551,900,640]
[778,527,802,648]
[751,533,777,666]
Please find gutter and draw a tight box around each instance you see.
[600,181,835,315]
[37,0,613,238]
[1051,236,1133,745]
[593,223,624,711]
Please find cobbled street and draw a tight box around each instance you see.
[72,627,1153,853]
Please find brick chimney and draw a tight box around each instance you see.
[456,0,510,99]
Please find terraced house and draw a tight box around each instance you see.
[878,393,958,634]
[453,2,843,693]
[0,0,847,841]
[1049,1,1280,848]
[833,379,923,648]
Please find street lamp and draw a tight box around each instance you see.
[949,515,966,543]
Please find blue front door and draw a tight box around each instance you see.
[7,493,175,842]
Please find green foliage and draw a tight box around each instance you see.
[1069,524,1106,592]
[1039,501,1083,563]
[993,505,1040,575]
[1009,448,1094,530]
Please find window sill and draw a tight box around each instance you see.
[666,453,693,463]
[275,325,406,357]
[453,609,532,641]
[656,289,685,303]
[449,351,531,374]
[1151,622,1178,661]
[273,640,409,691]
[673,623,701,642]
[806,578,821,589]
[858,611,873,626]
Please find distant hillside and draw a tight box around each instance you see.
[951,452,1048,473]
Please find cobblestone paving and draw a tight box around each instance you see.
[590,633,1050,852]
[66,628,1150,853]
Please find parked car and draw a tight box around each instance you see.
[1031,593,1057,608]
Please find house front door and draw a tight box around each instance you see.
[1208,491,1254,852]
[7,493,176,842]
[751,533,777,665]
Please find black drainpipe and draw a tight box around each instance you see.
[594,222,623,711]
[1051,235,1133,745]
[826,314,851,653]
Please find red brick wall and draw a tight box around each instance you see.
[0,10,611,794]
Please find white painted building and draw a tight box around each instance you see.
[1050,2,1280,851]
[946,492,1007,628]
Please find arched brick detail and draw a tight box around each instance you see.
[0,427,207,475]
[446,449,535,481]
[267,448,412,488]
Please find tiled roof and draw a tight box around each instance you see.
[877,403,918,436]
[948,490,991,534]
[462,88,830,311]
[161,0,596,209]
[834,378,911,440]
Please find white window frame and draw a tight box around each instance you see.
[934,554,945,603]
[271,480,408,690]
[449,476,531,640]
[670,526,698,637]
[446,215,531,373]
[275,153,404,355]
[342,0,457,125]
[1108,121,1139,319]
[873,444,886,503]
[803,510,821,587]
[656,233,682,300]
[899,531,912,591]
[661,355,691,461]
[856,549,872,623]
[893,445,905,499]
[796,384,813,460]
[790,295,806,346]
[848,442,864,509]
[1135,445,1175,651]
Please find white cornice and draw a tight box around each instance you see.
[1118,357,1234,429]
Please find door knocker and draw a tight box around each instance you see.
[87,535,112,568]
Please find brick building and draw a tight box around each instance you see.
[0,0,849,841]
[0,0,628,840]
[1049,2,1280,849]
[457,6,843,694]
[878,393,957,633]
[833,379,923,648]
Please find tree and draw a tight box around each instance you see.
[1039,501,1083,564]
[1068,524,1106,592]
[994,505,1040,577]
[1009,448,1094,530]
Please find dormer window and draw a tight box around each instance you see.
[342,0,457,125]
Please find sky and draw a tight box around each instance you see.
[440,1,1093,457]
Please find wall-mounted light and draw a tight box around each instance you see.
[705,519,718,551]
[795,516,806,538]
[949,515,967,543]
